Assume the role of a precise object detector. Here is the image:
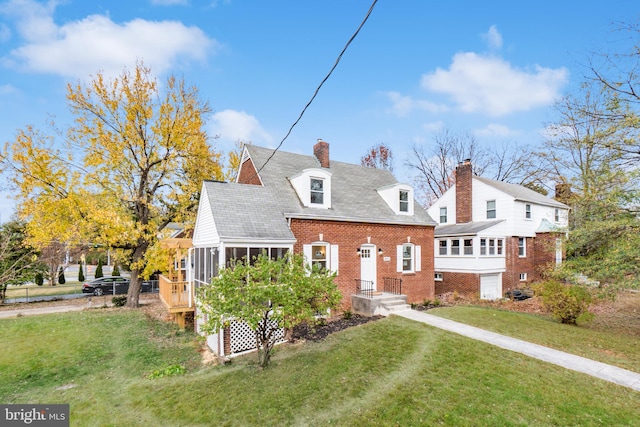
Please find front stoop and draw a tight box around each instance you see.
[351,293,411,317]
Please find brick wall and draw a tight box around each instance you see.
[435,272,480,297]
[290,219,435,309]
[237,158,262,185]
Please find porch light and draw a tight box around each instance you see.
[356,248,361,255]
[378,248,383,256]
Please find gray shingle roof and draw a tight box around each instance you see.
[202,181,295,241]
[474,176,569,209]
[245,145,436,226]
[434,220,505,237]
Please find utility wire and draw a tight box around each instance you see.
[255,0,379,174]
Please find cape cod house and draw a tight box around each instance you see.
[191,140,436,319]
[426,160,569,299]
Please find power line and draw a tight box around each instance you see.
[256,0,379,174]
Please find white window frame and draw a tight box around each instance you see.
[463,239,473,255]
[399,190,409,212]
[451,239,460,256]
[480,238,487,255]
[518,237,526,257]
[438,240,447,255]
[486,200,496,219]
[434,272,443,281]
[554,208,560,222]
[303,243,339,275]
[525,204,532,220]
[397,244,421,273]
[440,207,447,224]
[519,273,527,281]
[310,178,324,205]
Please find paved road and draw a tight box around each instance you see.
[397,310,640,392]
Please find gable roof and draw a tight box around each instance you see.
[474,176,569,209]
[244,145,436,226]
[201,180,296,242]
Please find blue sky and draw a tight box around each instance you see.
[0,0,637,222]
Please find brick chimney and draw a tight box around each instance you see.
[313,139,330,168]
[455,159,473,223]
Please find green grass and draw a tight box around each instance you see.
[5,283,83,299]
[1,310,639,426]
[428,305,640,373]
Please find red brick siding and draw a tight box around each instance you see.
[237,158,262,185]
[435,272,480,297]
[289,219,435,309]
[313,140,330,168]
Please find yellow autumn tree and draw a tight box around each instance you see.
[2,62,223,307]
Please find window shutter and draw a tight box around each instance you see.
[330,245,339,275]
[396,245,403,272]
[303,245,312,270]
[415,245,422,272]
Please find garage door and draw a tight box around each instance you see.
[480,274,501,300]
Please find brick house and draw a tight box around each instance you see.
[191,141,437,317]
[426,160,569,299]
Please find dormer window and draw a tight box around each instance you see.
[377,183,414,215]
[310,178,324,204]
[289,168,332,209]
[399,190,409,212]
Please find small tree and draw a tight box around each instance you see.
[537,280,593,325]
[95,259,104,278]
[57,266,66,285]
[197,253,341,368]
[78,260,85,282]
[112,263,120,276]
[35,273,44,286]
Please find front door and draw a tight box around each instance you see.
[360,245,377,292]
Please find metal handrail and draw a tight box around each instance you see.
[355,279,375,298]
[383,277,403,295]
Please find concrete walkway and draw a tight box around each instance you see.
[396,310,640,392]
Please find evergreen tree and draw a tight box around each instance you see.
[95,259,104,278]
[57,266,66,285]
[112,263,120,276]
[35,272,44,286]
[78,260,85,282]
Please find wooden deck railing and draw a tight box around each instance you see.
[159,274,193,311]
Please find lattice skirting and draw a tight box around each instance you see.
[228,319,286,355]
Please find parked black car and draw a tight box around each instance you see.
[82,276,151,296]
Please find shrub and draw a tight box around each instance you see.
[537,280,593,325]
[57,267,66,285]
[95,259,104,279]
[112,263,120,276]
[342,310,352,320]
[112,295,127,307]
[35,273,44,286]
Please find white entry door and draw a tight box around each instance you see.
[360,245,377,291]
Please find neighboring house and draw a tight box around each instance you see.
[192,140,436,320]
[426,160,569,299]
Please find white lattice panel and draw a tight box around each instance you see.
[229,319,286,354]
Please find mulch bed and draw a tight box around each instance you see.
[291,314,384,342]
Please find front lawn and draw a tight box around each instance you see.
[1,307,638,426]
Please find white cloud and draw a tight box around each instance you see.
[385,91,448,117]
[1,0,217,79]
[421,52,568,117]
[210,110,273,146]
[474,123,518,137]
[482,25,503,50]
[0,84,19,95]
[422,121,444,132]
[0,23,10,42]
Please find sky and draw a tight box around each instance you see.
[0,0,638,223]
